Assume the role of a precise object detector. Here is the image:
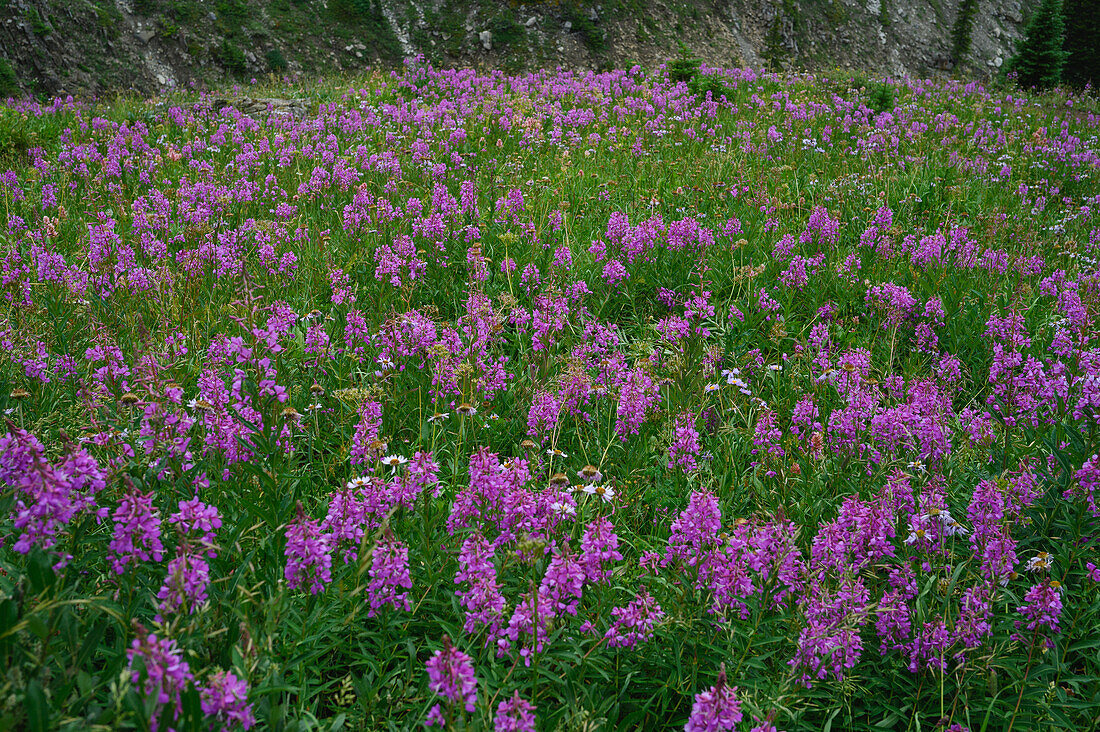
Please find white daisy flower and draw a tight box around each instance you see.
[1025,552,1053,572]
[903,527,929,546]
[582,483,616,503]
[381,454,408,470]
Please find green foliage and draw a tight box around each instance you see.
[215,39,248,75]
[868,82,895,114]
[1062,0,1100,89]
[26,7,52,36]
[0,109,30,167]
[265,48,289,73]
[166,0,202,22]
[950,0,978,65]
[0,58,18,99]
[562,4,608,53]
[1008,0,1067,89]
[667,44,700,83]
[215,0,250,35]
[489,15,525,50]
[132,0,158,15]
[764,15,785,70]
[328,0,402,59]
[687,74,736,100]
[158,18,180,38]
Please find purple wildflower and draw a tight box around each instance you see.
[284,504,332,594]
[425,636,478,725]
[605,587,665,648]
[366,536,412,615]
[684,664,743,732]
[200,670,255,730]
[155,549,211,622]
[127,626,193,730]
[494,692,537,732]
[109,487,165,574]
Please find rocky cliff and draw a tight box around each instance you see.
[0,0,1036,98]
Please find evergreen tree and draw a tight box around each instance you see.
[1008,0,1067,89]
[1062,0,1100,89]
[951,0,979,66]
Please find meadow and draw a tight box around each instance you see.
[1,60,1099,731]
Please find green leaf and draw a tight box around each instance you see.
[24,680,48,732]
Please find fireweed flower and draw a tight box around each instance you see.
[454,533,507,640]
[666,489,722,568]
[127,626,193,730]
[685,664,742,732]
[200,670,255,730]
[540,546,586,616]
[283,505,332,594]
[425,636,478,726]
[169,496,222,558]
[1015,581,1063,647]
[155,549,211,623]
[668,412,702,473]
[109,487,165,575]
[2,429,107,557]
[579,516,623,583]
[605,587,665,649]
[494,692,536,732]
[366,536,413,615]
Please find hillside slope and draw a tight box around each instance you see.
[0,0,1035,98]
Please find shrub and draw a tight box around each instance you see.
[667,44,700,83]
[868,82,895,115]
[0,58,18,99]
[328,0,402,59]
[687,74,735,101]
[1007,0,1067,90]
[265,48,288,73]
[562,5,607,54]
[489,15,524,50]
[215,39,248,75]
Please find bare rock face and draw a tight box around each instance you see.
[0,0,1040,99]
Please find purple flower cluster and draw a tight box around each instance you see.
[425,637,478,726]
